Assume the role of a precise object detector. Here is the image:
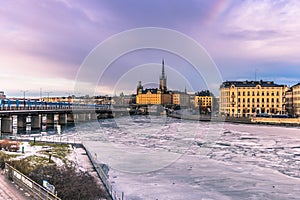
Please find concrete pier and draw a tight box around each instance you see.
[31,115,41,129]
[59,114,66,125]
[77,113,86,122]
[17,115,27,129]
[86,113,91,121]
[91,113,98,120]
[67,113,74,123]
[1,116,13,133]
[46,114,55,126]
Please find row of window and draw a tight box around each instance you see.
[221,102,280,107]
[237,98,280,103]
[221,98,280,103]
[224,108,278,113]
[236,104,280,108]
[221,89,282,97]
[233,91,281,97]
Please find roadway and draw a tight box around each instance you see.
[0,172,30,200]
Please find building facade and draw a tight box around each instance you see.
[136,88,172,105]
[136,59,172,105]
[219,80,287,117]
[172,91,190,108]
[195,90,213,114]
[285,83,300,117]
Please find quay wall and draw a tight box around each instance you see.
[251,117,300,126]
[82,144,124,200]
[168,113,300,126]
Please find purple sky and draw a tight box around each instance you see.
[1,0,300,97]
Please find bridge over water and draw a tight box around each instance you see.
[0,100,112,134]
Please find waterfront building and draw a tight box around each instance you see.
[219,80,287,117]
[285,83,300,117]
[136,60,172,105]
[40,96,73,103]
[172,90,190,108]
[136,88,172,105]
[195,90,213,114]
[112,94,136,105]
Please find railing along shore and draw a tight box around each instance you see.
[14,137,124,200]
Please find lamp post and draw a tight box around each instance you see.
[20,90,29,107]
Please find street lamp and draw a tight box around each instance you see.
[20,90,29,107]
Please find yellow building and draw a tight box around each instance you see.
[219,80,287,117]
[136,88,171,105]
[195,90,213,113]
[286,83,300,117]
[136,59,172,105]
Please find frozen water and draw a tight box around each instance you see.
[23,116,300,199]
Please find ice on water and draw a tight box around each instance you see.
[56,116,300,199]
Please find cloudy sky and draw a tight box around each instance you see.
[1,0,300,97]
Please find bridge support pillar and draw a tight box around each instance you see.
[91,113,98,120]
[59,114,66,125]
[77,113,86,122]
[17,115,27,129]
[86,113,91,121]
[67,113,74,123]
[46,114,55,126]
[31,115,41,129]
[1,116,12,133]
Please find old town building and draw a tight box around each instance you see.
[172,90,190,108]
[286,83,300,117]
[195,90,213,113]
[136,60,172,105]
[219,80,287,117]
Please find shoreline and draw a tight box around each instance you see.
[168,113,300,127]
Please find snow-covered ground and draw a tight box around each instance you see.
[17,116,300,199]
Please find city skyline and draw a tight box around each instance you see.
[1,0,300,97]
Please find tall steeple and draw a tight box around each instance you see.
[159,59,167,92]
[162,59,165,78]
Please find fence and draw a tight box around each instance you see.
[5,163,61,200]
[83,144,125,200]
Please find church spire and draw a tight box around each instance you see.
[159,59,167,92]
[162,59,165,78]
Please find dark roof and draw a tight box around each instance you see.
[142,88,159,94]
[292,82,300,88]
[220,80,285,88]
[172,90,187,94]
[141,88,171,94]
[195,90,213,96]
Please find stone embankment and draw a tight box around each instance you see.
[251,117,300,126]
[168,113,300,126]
